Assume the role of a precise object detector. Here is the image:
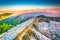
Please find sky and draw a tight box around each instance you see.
[0,0,60,17]
[0,0,60,10]
[0,0,60,7]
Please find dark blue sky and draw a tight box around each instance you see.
[0,0,60,6]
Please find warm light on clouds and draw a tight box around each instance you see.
[0,5,60,17]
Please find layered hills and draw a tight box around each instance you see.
[0,12,60,40]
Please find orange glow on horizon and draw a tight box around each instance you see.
[10,8,60,17]
[0,8,60,17]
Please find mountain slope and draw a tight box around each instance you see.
[0,14,31,35]
[15,18,60,40]
[0,12,60,40]
[0,18,34,40]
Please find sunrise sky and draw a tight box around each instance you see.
[0,0,60,17]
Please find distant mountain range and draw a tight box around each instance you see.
[0,12,60,25]
[36,15,60,22]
